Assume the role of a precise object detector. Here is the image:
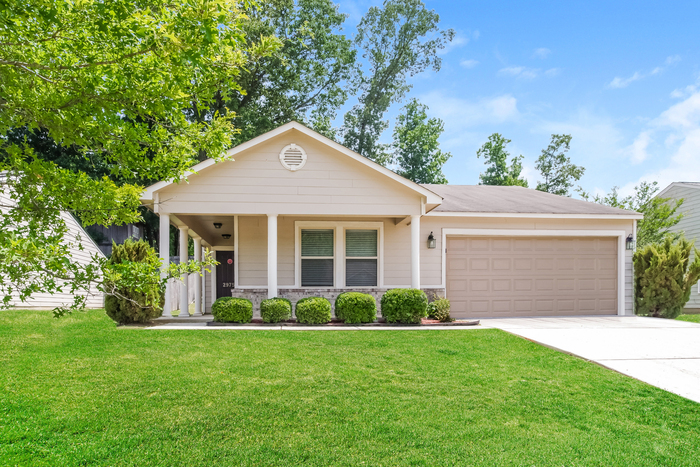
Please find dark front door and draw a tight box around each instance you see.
[216,251,235,299]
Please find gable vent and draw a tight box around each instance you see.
[279,143,308,171]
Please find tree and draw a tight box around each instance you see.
[535,134,585,196]
[220,0,357,148]
[633,236,700,319]
[392,99,451,184]
[578,181,684,248]
[0,0,278,314]
[341,0,454,164]
[476,133,528,187]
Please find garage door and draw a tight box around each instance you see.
[446,236,617,318]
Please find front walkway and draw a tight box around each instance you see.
[481,316,700,404]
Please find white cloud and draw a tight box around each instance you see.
[544,68,560,77]
[624,131,652,164]
[439,34,469,55]
[473,30,480,40]
[608,72,642,89]
[608,55,681,89]
[459,59,479,69]
[498,66,538,79]
[533,48,551,59]
[419,91,519,128]
[666,55,681,65]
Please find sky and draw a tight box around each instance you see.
[334,0,700,196]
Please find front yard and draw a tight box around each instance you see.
[2,310,699,466]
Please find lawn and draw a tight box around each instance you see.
[678,314,700,323]
[2,310,699,466]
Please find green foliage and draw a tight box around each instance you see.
[104,239,164,324]
[341,0,454,163]
[335,292,377,324]
[222,0,356,146]
[380,288,428,324]
[427,298,452,322]
[578,181,684,248]
[633,237,700,319]
[0,0,279,314]
[535,134,585,196]
[393,99,452,184]
[295,297,332,324]
[476,133,528,187]
[212,297,254,323]
[260,297,292,323]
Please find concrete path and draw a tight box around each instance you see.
[481,316,700,404]
[147,322,481,331]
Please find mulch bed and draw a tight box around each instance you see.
[206,318,480,327]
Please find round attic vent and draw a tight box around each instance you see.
[279,144,307,171]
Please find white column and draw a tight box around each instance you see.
[411,215,421,289]
[159,214,172,317]
[179,226,189,317]
[201,246,206,314]
[210,250,217,309]
[193,237,202,316]
[267,214,278,299]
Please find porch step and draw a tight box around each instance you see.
[153,315,214,324]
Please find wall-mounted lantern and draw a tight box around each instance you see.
[222,234,232,240]
[427,232,436,249]
[626,234,635,250]
[213,222,222,229]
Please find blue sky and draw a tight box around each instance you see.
[335,0,700,196]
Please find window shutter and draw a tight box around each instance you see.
[345,230,377,257]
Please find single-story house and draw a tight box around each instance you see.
[657,182,700,312]
[141,121,642,319]
[0,182,105,309]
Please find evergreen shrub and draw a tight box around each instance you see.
[380,288,428,324]
[335,292,377,324]
[295,297,332,324]
[212,297,253,323]
[261,297,292,323]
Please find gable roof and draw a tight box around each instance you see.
[422,185,643,219]
[657,181,700,198]
[141,121,442,205]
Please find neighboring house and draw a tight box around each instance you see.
[85,222,146,256]
[0,187,105,310]
[141,121,642,319]
[657,182,700,312]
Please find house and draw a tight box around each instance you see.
[140,121,641,319]
[657,182,700,312]
[84,222,146,256]
[0,185,105,309]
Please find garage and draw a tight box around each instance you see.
[446,235,618,318]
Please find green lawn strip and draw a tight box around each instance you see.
[677,314,700,323]
[1,309,699,466]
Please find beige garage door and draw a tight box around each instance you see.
[446,236,617,318]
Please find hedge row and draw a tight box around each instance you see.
[211,289,449,324]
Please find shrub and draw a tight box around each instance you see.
[380,288,428,324]
[428,298,452,322]
[295,297,332,324]
[212,297,253,323]
[335,292,377,324]
[634,236,700,319]
[105,239,164,324]
[261,297,292,323]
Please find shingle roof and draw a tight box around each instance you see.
[421,184,641,216]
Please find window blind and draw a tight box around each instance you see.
[301,229,334,286]
[345,230,377,257]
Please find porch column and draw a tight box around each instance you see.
[411,215,421,289]
[267,214,278,299]
[201,245,207,314]
[193,237,202,316]
[159,214,172,317]
[179,226,189,317]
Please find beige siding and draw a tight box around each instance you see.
[664,185,700,310]
[158,130,423,216]
[1,191,105,309]
[238,216,268,286]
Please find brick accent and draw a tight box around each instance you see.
[230,287,446,318]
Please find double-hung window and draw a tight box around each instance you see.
[345,229,378,287]
[301,229,334,286]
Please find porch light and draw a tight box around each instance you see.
[222,234,231,240]
[427,232,436,249]
[626,234,635,250]
[213,222,222,229]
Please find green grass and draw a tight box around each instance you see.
[2,311,699,466]
[677,314,700,323]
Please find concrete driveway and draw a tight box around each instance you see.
[480,316,700,404]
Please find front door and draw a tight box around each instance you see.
[216,251,235,299]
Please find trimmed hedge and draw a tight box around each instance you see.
[261,297,292,323]
[380,288,428,324]
[428,298,452,322]
[212,297,253,323]
[335,292,376,324]
[295,297,332,324]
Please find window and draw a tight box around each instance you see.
[301,229,334,286]
[346,229,378,287]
